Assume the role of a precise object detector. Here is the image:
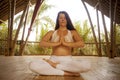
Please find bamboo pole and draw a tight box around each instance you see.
[10,0,29,56]
[81,0,101,56]
[110,0,118,58]
[0,19,6,24]
[7,0,16,56]
[20,0,44,55]
[10,0,16,55]
[110,0,115,58]
[99,1,110,58]
[96,5,102,56]
[19,3,29,56]
[112,0,118,57]
[101,14,110,57]
[7,0,12,56]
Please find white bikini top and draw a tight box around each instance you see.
[51,30,74,42]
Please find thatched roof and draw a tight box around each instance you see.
[0,0,36,23]
[84,0,120,24]
[0,0,120,24]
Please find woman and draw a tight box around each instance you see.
[29,11,91,76]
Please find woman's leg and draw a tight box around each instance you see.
[43,59,80,76]
[44,58,91,73]
[29,59,64,75]
[57,60,91,73]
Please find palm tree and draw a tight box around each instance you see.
[23,0,55,55]
[29,0,55,41]
[12,0,55,55]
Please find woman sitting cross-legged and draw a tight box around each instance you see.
[29,11,91,76]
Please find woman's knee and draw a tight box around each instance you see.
[80,62,91,72]
[29,61,39,71]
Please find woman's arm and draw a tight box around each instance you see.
[62,30,84,48]
[40,31,61,47]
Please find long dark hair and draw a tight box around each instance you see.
[55,11,76,30]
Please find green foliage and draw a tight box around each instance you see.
[0,23,8,55]
[74,20,93,42]
[73,20,97,55]
[38,0,54,16]
[24,23,52,55]
[24,43,52,55]
[39,24,49,40]
[0,23,8,40]
[18,0,54,55]
[116,24,120,44]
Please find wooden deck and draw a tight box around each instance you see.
[0,56,120,80]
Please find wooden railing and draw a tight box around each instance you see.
[0,40,120,56]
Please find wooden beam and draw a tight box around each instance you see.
[7,0,12,56]
[110,0,115,58]
[10,0,30,56]
[81,0,102,56]
[19,3,29,56]
[20,0,44,55]
[0,0,28,22]
[96,6,102,56]
[111,0,118,57]
[101,14,110,57]
[99,0,110,58]
[0,19,6,23]
[7,0,16,56]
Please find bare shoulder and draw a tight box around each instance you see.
[70,30,83,41]
[48,30,54,34]
[70,30,79,35]
[43,30,54,38]
[41,30,54,41]
[46,30,54,35]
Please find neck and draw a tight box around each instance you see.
[59,26,67,31]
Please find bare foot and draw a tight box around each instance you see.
[64,71,80,77]
[43,58,59,68]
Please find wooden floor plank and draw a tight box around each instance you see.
[0,56,120,80]
[34,75,84,80]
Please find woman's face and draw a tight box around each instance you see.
[58,13,67,27]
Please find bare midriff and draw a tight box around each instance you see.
[52,45,72,56]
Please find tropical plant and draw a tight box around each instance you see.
[74,20,93,42]
[115,24,120,56]
[29,0,55,41]
[73,20,97,55]
[116,24,120,44]
[23,0,54,55]
[0,22,17,55]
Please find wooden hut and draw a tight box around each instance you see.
[0,0,120,80]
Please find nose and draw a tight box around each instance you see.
[62,19,65,21]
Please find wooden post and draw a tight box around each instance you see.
[110,0,117,58]
[112,0,118,57]
[99,0,110,58]
[19,3,29,56]
[10,0,29,56]
[20,0,44,55]
[96,5,102,56]
[101,14,110,57]
[110,0,115,58]
[8,0,16,56]
[7,0,12,56]
[81,0,101,56]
